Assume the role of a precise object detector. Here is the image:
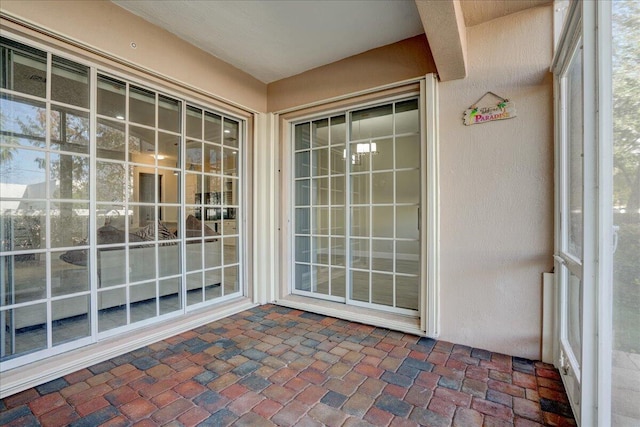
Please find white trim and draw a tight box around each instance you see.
[596,1,613,425]
[0,297,256,398]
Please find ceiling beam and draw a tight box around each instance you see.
[414,0,467,81]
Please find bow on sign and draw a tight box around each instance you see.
[463,92,517,126]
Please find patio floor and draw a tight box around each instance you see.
[0,304,576,426]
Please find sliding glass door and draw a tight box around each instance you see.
[292,98,421,315]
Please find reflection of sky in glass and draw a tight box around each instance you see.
[0,147,46,185]
[1,96,46,138]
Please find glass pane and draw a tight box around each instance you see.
[312,178,329,206]
[312,119,329,147]
[295,263,311,291]
[130,86,155,127]
[50,202,89,248]
[96,160,127,202]
[130,282,157,323]
[331,267,345,297]
[330,115,346,145]
[331,207,345,235]
[205,269,222,300]
[204,143,221,174]
[351,206,369,237]
[204,239,222,268]
[312,148,329,176]
[0,94,47,144]
[186,141,203,172]
[51,56,89,108]
[295,208,310,234]
[296,179,310,206]
[295,123,310,150]
[186,106,202,139]
[50,107,90,153]
[160,169,180,204]
[331,237,345,266]
[397,206,418,239]
[129,244,157,282]
[395,99,419,134]
[396,135,420,169]
[351,238,369,269]
[372,206,394,238]
[313,236,329,265]
[313,207,329,235]
[351,270,369,302]
[97,75,125,119]
[97,246,126,287]
[371,239,393,272]
[397,240,419,275]
[52,295,90,345]
[223,118,239,148]
[224,178,238,206]
[372,138,393,171]
[129,126,155,165]
[351,104,393,140]
[567,47,583,259]
[350,143,370,173]
[50,153,90,200]
[1,38,47,98]
[97,119,125,160]
[159,278,181,314]
[158,95,180,133]
[314,265,330,294]
[566,269,582,364]
[223,148,238,176]
[612,4,640,423]
[372,172,393,204]
[187,272,203,305]
[223,218,237,236]
[224,265,239,294]
[2,254,46,304]
[223,238,238,264]
[158,243,180,277]
[396,170,419,204]
[372,272,393,306]
[351,174,369,204]
[295,151,310,178]
[330,145,346,175]
[396,275,419,310]
[0,147,46,186]
[186,241,203,272]
[1,304,47,360]
[331,176,345,205]
[204,112,222,143]
[98,288,126,332]
[1,204,46,252]
[158,132,180,167]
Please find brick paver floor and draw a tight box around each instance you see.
[0,304,576,426]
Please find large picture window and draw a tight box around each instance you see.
[0,36,245,369]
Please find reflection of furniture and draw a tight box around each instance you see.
[97,239,221,310]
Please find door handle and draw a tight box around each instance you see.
[613,225,620,254]
[553,254,566,265]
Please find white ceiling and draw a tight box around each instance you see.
[112,0,425,84]
[112,0,552,85]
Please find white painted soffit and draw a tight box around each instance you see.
[111,0,424,84]
[415,0,467,81]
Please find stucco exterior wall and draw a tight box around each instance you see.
[437,6,554,358]
[0,0,267,112]
[267,35,436,112]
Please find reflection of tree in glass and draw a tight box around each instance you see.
[613,0,640,354]
[0,112,20,169]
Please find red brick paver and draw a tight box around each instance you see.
[0,305,576,426]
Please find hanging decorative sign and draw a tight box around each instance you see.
[463,91,516,126]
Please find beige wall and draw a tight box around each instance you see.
[0,0,267,112]
[437,6,554,359]
[267,35,436,112]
